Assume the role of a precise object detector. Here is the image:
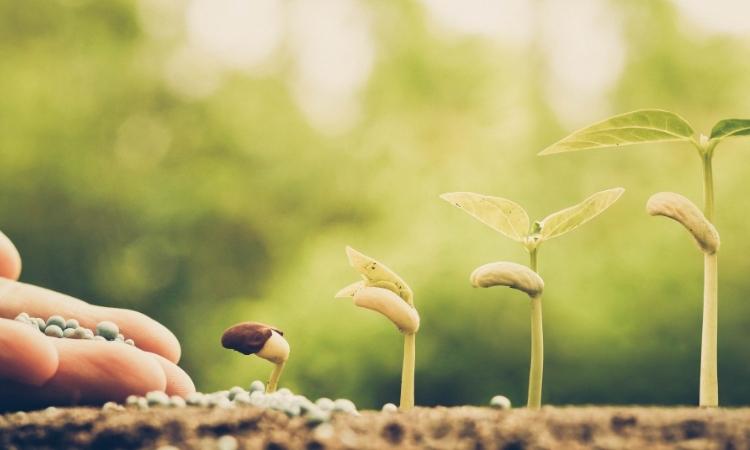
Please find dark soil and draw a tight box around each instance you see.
[2,405,748,450]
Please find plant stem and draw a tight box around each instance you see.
[266,361,285,393]
[699,154,719,407]
[400,333,416,410]
[527,248,543,409]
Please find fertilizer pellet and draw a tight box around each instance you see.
[46,315,66,329]
[113,382,358,424]
[44,325,63,338]
[14,312,136,346]
[96,321,119,340]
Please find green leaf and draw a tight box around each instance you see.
[539,110,694,155]
[709,119,750,140]
[440,192,530,242]
[537,188,624,240]
[344,247,413,304]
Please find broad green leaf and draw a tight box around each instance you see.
[440,192,530,242]
[344,246,413,304]
[537,188,624,240]
[709,119,750,141]
[539,110,694,155]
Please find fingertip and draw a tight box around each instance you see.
[111,309,182,364]
[0,319,58,386]
[51,339,167,401]
[0,231,22,281]
[149,352,196,397]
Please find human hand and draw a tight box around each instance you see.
[0,231,195,411]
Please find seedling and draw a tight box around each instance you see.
[540,110,750,407]
[221,322,290,393]
[335,246,420,410]
[441,188,623,409]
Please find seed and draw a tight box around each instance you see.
[490,395,512,410]
[65,319,79,329]
[125,339,135,346]
[96,321,119,340]
[14,312,30,322]
[249,380,265,393]
[277,387,292,396]
[125,395,139,406]
[93,336,106,341]
[382,403,398,413]
[170,396,186,408]
[44,325,64,338]
[46,315,66,329]
[73,327,89,339]
[63,328,76,338]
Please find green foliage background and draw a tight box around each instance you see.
[2,0,750,408]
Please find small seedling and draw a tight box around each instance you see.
[441,187,623,409]
[221,322,290,393]
[335,246,420,410]
[540,110,750,407]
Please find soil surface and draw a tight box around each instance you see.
[1,405,748,450]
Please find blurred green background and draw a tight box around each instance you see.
[2,0,750,408]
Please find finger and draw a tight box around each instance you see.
[0,230,22,280]
[0,318,58,386]
[149,352,196,397]
[0,278,181,363]
[0,339,167,411]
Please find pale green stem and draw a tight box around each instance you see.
[527,248,543,409]
[266,361,285,393]
[699,153,719,407]
[400,333,416,410]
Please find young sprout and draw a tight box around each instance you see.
[335,246,419,410]
[221,322,290,393]
[541,110,750,407]
[441,187,623,409]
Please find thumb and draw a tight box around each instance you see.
[0,231,21,280]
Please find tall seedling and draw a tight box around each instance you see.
[541,110,750,407]
[441,188,623,409]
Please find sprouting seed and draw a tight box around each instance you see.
[221,322,290,393]
[96,321,119,340]
[44,325,64,338]
[336,247,419,410]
